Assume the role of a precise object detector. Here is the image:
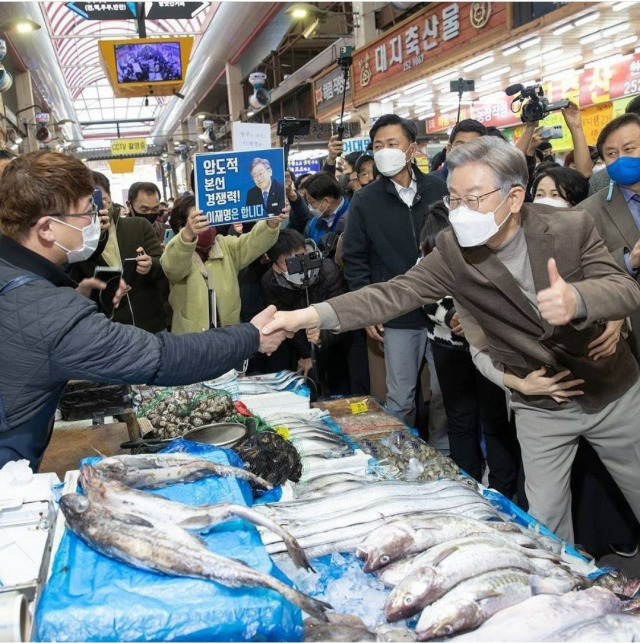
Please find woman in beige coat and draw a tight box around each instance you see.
[161,195,281,333]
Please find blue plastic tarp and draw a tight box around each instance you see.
[35,442,303,642]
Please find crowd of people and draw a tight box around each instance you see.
[2,97,640,560]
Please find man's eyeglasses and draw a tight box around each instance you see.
[443,188,501,211]
[48,198,99,223]
[251,170,270,181]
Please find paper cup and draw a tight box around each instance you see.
[0,592,28,642]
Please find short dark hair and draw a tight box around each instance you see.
[295,172,311,190]
[344,151,363,169]
[531,166,589,207]
[92,171,111,195]
[0,150,94,240]
[419,201,450,256]
[563,146,599,169]
[0,149,17,160]
[370,114,417,144]
[449,119,487,144]
[486,126,507,142]
[168,194,196,235]
[355,152,374,173]
[267,228,306,263]
[128,181,160,203]
[626,95,640,116]
[597,113,640,159]
[304,171,342,201]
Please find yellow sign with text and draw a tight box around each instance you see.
[111,138,147,156]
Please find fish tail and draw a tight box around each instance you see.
[290,588,332,621]
[283,534,314,572]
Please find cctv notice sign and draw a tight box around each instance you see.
[194,148,286,227]
[111,138,147,155]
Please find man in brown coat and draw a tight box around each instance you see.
[263,136,640,543]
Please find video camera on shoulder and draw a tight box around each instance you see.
[505,83,570,123]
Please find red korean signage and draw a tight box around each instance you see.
[352,2,507,105]
[427,53,640,133]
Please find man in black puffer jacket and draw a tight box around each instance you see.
[341,114,448,434]
[0,151,287,470]
[261,229,350,395]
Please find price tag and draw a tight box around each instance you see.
[274,425,290,439]
[350,401,368,415]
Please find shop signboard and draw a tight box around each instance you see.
[193,148,285,227]
[314,65,351,120]
[580,103,613,146]
[341,137,371,153]
[425,106,472,134]
[352,2,507,105]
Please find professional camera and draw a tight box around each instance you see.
[248,71,271,109]
[505,83,570,124]
[276,117,311,138]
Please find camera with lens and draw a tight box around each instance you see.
[248,72,271,109]
[505,83,570,123]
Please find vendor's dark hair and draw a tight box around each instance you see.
[449,119,487,143]
[267,228,306,263]
[531,166,588,207]
[169,194,196,234]
[597,113,640,159]
[92,171,111,195]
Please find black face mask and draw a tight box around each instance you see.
[129,205,157,224]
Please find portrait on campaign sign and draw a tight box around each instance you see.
[194,148,286,227]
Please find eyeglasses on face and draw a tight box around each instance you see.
[443,188,501,211]
[48,197,100,222]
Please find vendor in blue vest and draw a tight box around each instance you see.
[301,172,350,245]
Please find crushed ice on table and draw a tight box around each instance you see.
[275,551,395,627]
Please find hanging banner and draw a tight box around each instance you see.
[108,158,135,173]
[193,148,285,227]
[111,138,147,155]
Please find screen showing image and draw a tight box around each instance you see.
[115,41,182,84]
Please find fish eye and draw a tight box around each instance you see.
[404,595,414,605]
[380,555,390,564]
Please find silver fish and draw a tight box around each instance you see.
[79,465,311,570]
[546,613,640,641]
[93,453,272,490]
[383,536,564,621]
[59,493,331,620]
[453,586,621,642]
[357,514,529,572]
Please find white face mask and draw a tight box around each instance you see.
[534,196,569,208]
[49,216,101,263]
[374,147,411,177]
[449,194,512,248]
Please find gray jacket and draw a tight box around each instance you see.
[0,237,258,469]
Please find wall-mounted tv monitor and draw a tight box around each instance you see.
[115,41,182,84]
[99,36,194,98]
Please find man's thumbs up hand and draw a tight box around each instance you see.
[536,258,578,326]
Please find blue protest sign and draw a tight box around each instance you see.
[194,149,286,227]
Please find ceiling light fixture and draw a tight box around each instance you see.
[544,54,583,72]
[501,45,520,56]
[553,23,573,36]
[519,36,541,48]
[432,71,461,85]
[585,54,625,68]
[613,34,639,48]
[431,68,459,81]
[602,22,630,37]
[481,65,511,80]
[575,11,600,26]
[579,31,601,45]
[422,112,436,119]
[403,82,429,95]
[0,18,41,33]
[613,0,638,9]
[381,92,401,101]
[542,47,563,60]
[462,55,494,72]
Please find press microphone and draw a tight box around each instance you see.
[505,83,523,96]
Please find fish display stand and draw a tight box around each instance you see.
[34,443,304,642]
